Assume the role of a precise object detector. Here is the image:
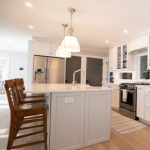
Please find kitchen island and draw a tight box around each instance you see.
[26,84,112,150]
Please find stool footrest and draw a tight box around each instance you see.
[15,130,44,139]
[20,124,44,130]
[11,140,45,149]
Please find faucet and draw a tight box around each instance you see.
[72,69,84,84]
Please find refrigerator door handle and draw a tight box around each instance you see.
[43,68,47,83]
[46,68,49,83]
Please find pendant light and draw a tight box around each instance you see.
[56,24,71,58]
[61,8,80,52]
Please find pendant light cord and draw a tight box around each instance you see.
[68,8,75,36]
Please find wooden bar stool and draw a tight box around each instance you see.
[14,78,45,104]
[5,79,48,150]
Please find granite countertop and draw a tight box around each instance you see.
[25,83,112,94]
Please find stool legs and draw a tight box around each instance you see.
[43,110,48,150]
[7,116,17,150]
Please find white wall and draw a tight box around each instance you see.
[0,51,28,85]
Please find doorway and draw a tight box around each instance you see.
[65,56,81,83]
[86,57,103,86]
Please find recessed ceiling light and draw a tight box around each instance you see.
[25,2,32,8]
[105,40,109,44]
[123,30,128,34]
[28,25,34,29]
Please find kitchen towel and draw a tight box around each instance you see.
[122,89,128,102]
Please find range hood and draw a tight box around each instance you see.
[128,47,147,54]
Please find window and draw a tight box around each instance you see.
[139,55,150,79]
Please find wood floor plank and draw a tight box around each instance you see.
[81,127,150,150]
[1,105,150,150]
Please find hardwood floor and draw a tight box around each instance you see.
[81,127,150,150]
[1,101,150,150]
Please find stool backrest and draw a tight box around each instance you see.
[14,78,25,103]
[4,79,19,112]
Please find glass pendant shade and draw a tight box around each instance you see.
[61,35,80,52]
[55,46,71,58]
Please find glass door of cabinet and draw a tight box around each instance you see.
[148,34,150,70]
[117,46,122,69]
[123,44,127,69]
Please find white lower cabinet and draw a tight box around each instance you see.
[50,91,111,150]
[137,87,150,123]
[137,87,145,119]
[111,89,119,110]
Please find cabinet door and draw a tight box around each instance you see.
[50,92,84,150]
[117,46,122,69]
[144,89,150,122]
[33,41,58,56]
[128,35,147,52]
[136,87,145,119]
[111,89,116,108]
[122,44,127,69]
[112,89,120,109]
[109,47,117,71]
[84,91,111,147]
[144,108,150,122]
[33,41,51,56]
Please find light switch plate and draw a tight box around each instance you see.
[64,97,74,103]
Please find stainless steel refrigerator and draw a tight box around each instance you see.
[33,55,65,83]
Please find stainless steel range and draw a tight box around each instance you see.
[119,82,150,119]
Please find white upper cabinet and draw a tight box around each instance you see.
[117,44,128,70]
[33,40,58,56]
[109,44,135,71]
[128,34,148,53]
[109,47,117,71]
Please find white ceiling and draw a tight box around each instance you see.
[0,0,150,54]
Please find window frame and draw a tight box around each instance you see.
[136,52,149,80]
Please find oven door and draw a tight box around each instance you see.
[120,89,136,111]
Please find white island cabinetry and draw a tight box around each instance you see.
[26,84,112,150]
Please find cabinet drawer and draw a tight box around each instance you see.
[144,108,150,122]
